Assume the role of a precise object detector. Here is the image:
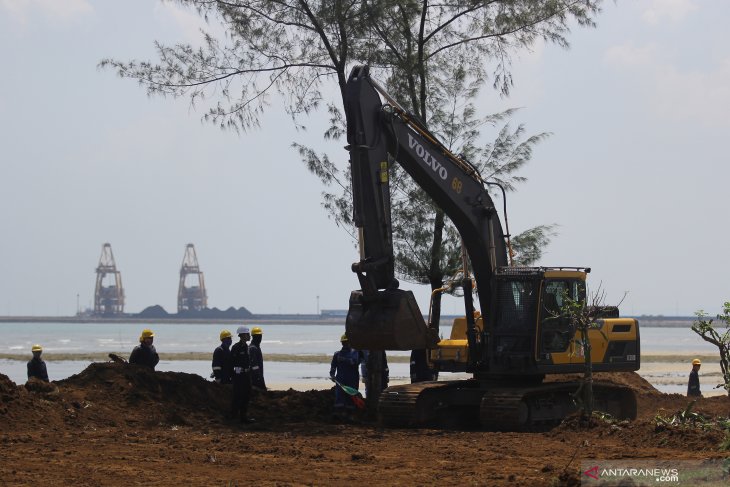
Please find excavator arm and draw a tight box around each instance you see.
[345,65,508,352]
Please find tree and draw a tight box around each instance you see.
[556,286,616,421]
[692,304,730,396]
[101,0,602,323]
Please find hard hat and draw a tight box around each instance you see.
[236,326,250,335]
[31,344,43,352]
[340,334,348,342]
[692,358,702,366]
[220,330,232,340]
[139,329,155,342]
[251,327,263,336]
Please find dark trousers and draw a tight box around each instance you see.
[231,376,251,419]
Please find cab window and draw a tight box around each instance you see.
[540,279,584,353]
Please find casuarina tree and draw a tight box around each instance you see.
[102,1,604,396]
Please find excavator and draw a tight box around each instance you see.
[344,65,640,430]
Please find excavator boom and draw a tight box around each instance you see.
[345,65,506,351]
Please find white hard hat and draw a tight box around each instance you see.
[236,326,250,335]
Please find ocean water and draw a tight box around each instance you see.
[0,321,725,396]
[0,322,356,356]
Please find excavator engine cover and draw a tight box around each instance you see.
[346,289,439,350]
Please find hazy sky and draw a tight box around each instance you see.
[1,0,728,317]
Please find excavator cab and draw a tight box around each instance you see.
[428,268,639,378]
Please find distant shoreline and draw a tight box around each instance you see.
[0,316,347,325]
[0,352,718,363]
[0,315,700,326]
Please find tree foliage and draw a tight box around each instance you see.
[693,304,730,396]
[101,0,604,314]
[101,1,601,131]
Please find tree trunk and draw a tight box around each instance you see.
[428,208,446,328]
[582,328,594,419]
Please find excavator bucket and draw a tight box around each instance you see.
[346,289,440,350]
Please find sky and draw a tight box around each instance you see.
[0,0,728,317]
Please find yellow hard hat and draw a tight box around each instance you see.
[251,327,263,336]
[220,330,232,340]
[340,334,348,342]
[31,344,43,352]
[692,358,702,366]
[139,329,155,342]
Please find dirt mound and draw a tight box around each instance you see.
[553,420,724,453]
[2,363,346,433]
[587,418,729,452]
[637,393,729,422]
[553,396,729,454]
[60,362,228,412]
[24,377,59,394]
[58,362,340,426]
[545,371,661,396]
[3,364,725,436]
[0,373,21,416]
[0,373,18,398]
[250,388,335,424]
[0,373,63,430]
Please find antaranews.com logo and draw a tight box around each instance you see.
[583,464,679,483]
[581,459,728,486]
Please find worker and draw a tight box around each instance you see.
[248,326,266,391]
[329,334,364,416]
[410,349,436,383]
[212,329,233,384]
[360,350,389,397]
[129,328,159,370]
[687,358,702,397]
[27,344,49,382]
[231,325,255,423]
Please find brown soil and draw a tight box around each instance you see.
[1,364,728,486]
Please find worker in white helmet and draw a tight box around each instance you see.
[230,325,255,423]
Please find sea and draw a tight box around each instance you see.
[0,321,726,396]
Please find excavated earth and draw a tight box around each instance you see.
[1,363,729,486]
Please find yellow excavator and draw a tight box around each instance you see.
[343,66,639,430]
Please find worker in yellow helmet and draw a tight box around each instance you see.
[27,344,49,382]
[249,327,266,391]
[212,330,233,384]
[129,328,159,370]
[687,358,702,397]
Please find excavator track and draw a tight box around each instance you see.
[378,380,636,430]
[377,380,477,428]
[481,382,637,430]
